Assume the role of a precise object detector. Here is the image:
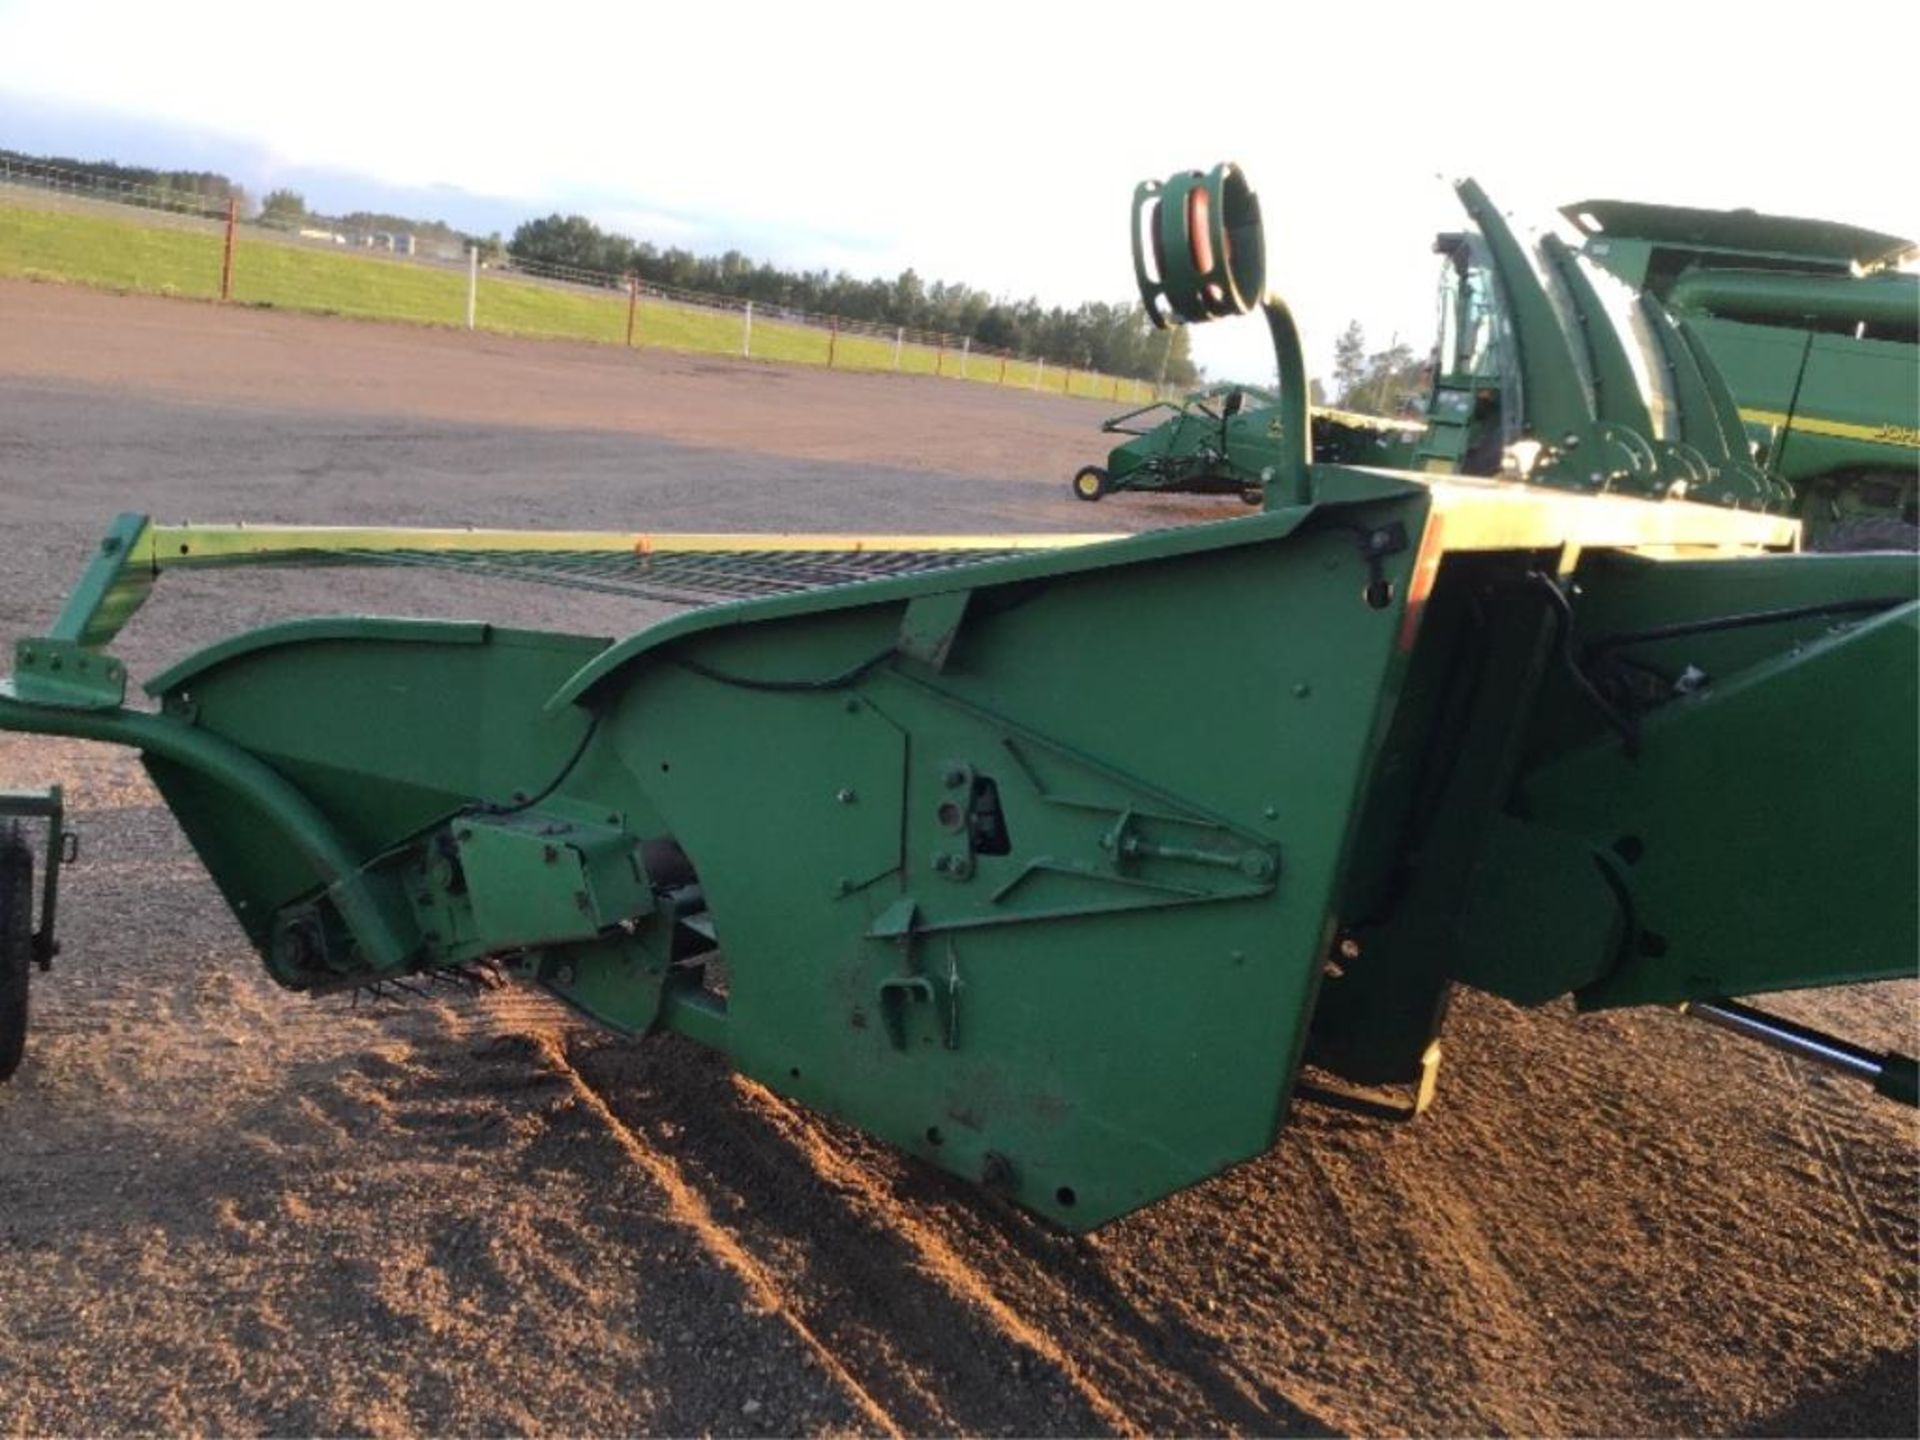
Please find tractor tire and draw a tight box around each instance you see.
[1072,466,1109,502]
[0,824,32,1083]
[1809,518,1920,553]
[1238,486,1264,507]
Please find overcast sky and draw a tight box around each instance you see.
[2,0,1915,385]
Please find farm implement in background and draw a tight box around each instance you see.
[2,164,1914,1232]
[1081,185,1919,539]
[1070,384,1421,504]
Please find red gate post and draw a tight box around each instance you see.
[219,196,237,301]
[626,274,638,348]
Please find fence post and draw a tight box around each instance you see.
[219,196,237,301]
[960,336,970,379]
[743,301,753,357]
[466,245,479,330]
[1034,357,1044,392]
[625,273,638,347]
[893,327,903,372]
[998,355,1007,385]
[828,314,839,368]
[935,334,944,377]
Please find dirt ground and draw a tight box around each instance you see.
[0,278,1914,1438]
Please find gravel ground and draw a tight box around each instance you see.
[0,278,1914,1437]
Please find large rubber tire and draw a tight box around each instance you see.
[0,825,32,1083]
[1809,518,1920,554]
[1072,466,1109,503]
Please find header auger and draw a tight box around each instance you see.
[2,164,1913,1231]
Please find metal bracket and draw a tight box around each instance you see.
[898,591,971,672]
[7,639,128,711]
[867,901,962,1051]
[1342,521,1410,602]
[877,948,962,1052]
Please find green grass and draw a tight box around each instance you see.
[0,199,1155,404]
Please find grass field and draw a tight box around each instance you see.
[0,196,1150,403]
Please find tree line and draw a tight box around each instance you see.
[506,212,1195,384]
[1,147,1196,385]
[0,148,247,213]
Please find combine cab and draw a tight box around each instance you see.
[2,164,1913,1232]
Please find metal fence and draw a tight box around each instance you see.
[0,154,1162,403]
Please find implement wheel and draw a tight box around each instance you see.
[1072,466,1109,503]
[0,824,31,1082]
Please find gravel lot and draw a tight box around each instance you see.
[1,278,1914,1437]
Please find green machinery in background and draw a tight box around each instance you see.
[1,165,1914,1232]
[1071,384,1421,503]
[1561,199,1918,549]
[1077,191,1920,542]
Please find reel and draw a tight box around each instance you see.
[1132,161,1266,328]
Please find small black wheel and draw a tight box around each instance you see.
[0,824,32,1083]
[1238,485,1264,507]
[1809,518,1920,553]
[1072,466,1109,502]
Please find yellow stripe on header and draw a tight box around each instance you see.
[136,524,1127,567]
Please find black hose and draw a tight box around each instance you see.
[470,709,604,816]
[1584,595,1910,655]
[1530,573,1641,757]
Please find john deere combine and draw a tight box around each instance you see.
[1562,198,1918,549]
[2,165,1914,1231]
